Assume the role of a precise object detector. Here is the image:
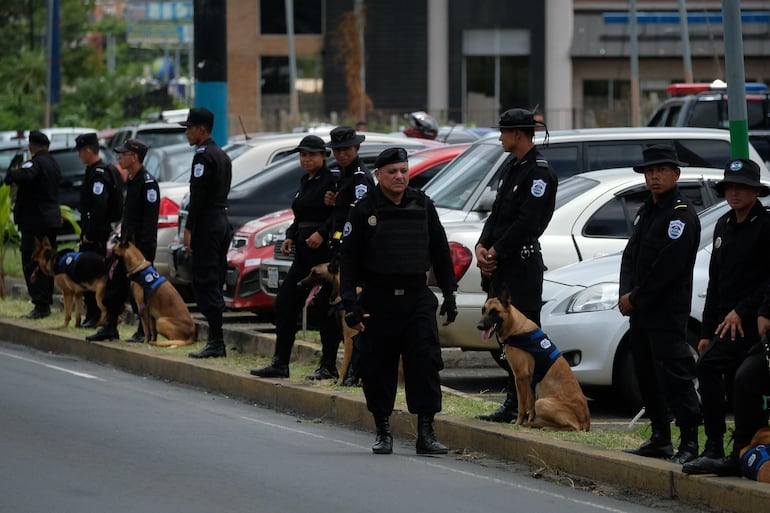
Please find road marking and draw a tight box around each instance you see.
[1,350,106,381]
[239,415,629,512]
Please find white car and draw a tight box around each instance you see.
[435,166,727,351]
[153,181,189,278]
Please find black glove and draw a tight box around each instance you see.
[440,294,458,323]
[344,303,366,328]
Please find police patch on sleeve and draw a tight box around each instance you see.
[193,163,204,178]
[342,221,352,237]
[531,179,547,198]
[92,182,104,195]
[146,189,158,203]
[354,184,368,199]
[22,161,32,169]
[668,219,685,239]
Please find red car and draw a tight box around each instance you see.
[223,209,295,314]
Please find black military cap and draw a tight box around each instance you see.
[495,108,539,129]
[28,130,50,146]
[632,144,688,173]
[75,132,99,150]
[290,135,330,156]
[114,138,149,161]
[715,158,770,197]
[179,107,214,128]
[327,126,365,149]
[374,147,408,169]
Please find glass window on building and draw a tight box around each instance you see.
[582,79,631,127]
[260,0,323,35]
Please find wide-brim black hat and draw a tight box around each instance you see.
[179,107,214,128]
[715,158,770,197]
[327,126,365,148]
[632,144,688,173]
[495,108,538,129]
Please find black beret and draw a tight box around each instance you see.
[374,147,408,169]
[28,130,50,146]
[179,107,214,128]
[75,132,99,150]
[114,138,149,161]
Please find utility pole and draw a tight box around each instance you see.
[721,0,748,158]
[286,0,299,129]
[45,0,60,127]
[629,0,640,127]
[678,0,694,83]
[193,0,227,144]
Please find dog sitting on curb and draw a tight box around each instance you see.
[477,288,590,431]
[113,239,196,347]
[32,236,107,328]
[740,427,770,483]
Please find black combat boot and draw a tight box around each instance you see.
[671,425,699,464]
[127,321,145,343]
[86,314,119,342]
[476,376,517,423]
[188,339,226,359]
[416,414,448,455]
[682,436,724,472]
[624,421,674,459]
[305,358,339,381]
[250,358,290,378]
[372,416,393,454]
[683,451,740,476]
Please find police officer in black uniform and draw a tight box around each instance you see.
[87,138,159,342]
[5,130,61,319]
[305,125,375,382]
[183,108,233,359]
[683,159,770,475]
[250,135,339,379]
[619,144,702,464]
[474,108,557,423]
[340,147,458,455]
[75,132,121,328]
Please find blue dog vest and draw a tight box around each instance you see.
[54,252,83,276]
[129,265,167,304]
[503,329,562,389]
[741,444,770,481]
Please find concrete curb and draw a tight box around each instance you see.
[2,318,769,512]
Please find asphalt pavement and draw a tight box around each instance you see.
[2,280,770,512]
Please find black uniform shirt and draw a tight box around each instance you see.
[80,159,115,242]
[477,146,557,260]
[620,185,700,328]
[340,186,457,306]
[5,150,61,230]
[328,156,374,241]
[701,201,770,338]
[186,137,232,233]
[285,164,336,243]
[121,168,160,261]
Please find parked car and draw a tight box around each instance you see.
[534,195,770,408]
[433,166,728,354]
[141,142,196,182]
[107,122,188,152]
[168,140,436,288]
[421,127,770,226]
[255,145,469,300]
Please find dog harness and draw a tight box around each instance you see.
[741,444,770,481]
[54,252,83,276]
[129,265,167,305]
[503,329,562,389]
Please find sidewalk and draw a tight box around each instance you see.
[3,281,770,512]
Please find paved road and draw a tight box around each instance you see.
[0,341,707,513]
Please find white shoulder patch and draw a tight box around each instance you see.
[531,179,547,198]
[22,161,32,169]
[668,219,685,239]
[146,189,158,203]
[354,184,368,199]
[342,221,353,237]
[92,182,104,195]
[193,163,204,178]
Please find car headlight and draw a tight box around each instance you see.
[254,222,292,248]
[565,282,619,313]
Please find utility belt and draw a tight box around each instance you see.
[519,242,541,260]
[365,274,426,296]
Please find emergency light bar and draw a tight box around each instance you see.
[666,80,768,95]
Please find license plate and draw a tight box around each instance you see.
[267,266,279,288]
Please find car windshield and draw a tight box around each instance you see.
[553,175,600,209]
[162,150,197,182]
[422,139,503,210]
[230,157,302,192]
[136,129,188,148]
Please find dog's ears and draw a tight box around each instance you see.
[328,252,340,274]
[499,286,512,307]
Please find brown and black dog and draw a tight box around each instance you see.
[477,289,591,431]
[739,427,770,483]
[113,240,196,347]
[32,236,108,328]
[300,257,360,385]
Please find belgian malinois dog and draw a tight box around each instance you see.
[477,288,590,431]
[32,237,107,329]
[113,239,196,347]
[740,427,770,482]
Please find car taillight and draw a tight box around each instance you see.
[448,241,472,281]
[157,197,179,229]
